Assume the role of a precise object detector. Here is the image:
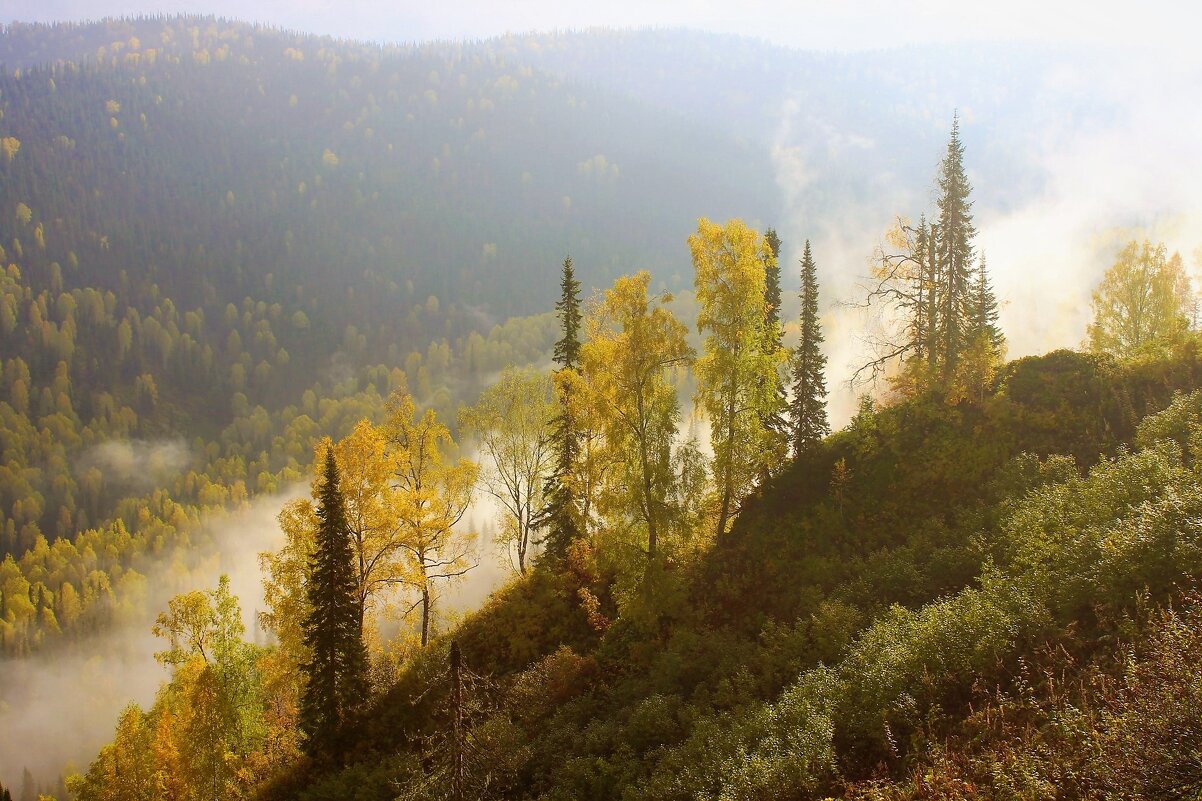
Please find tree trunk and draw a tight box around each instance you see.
[641,438,657,561]
[420,582,430,647]
[517,506,527,574]
[715,377,737,538]
[636,392,658,561]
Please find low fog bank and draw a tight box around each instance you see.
[0,486,303,788]
[75,438,192,493]
[442,490,514,616]
[773,51,1202,426]
[0,629,164,790]
[0,476,518,787]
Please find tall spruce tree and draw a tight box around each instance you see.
[300,449,369,762]
[760,228,789,448]
[966,252,1003,352]
[790,240,829,455]
[538,256,583,559]
[934,112,977,374]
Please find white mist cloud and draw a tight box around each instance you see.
[439,490,512,616]
[75,438,192,492]
[773,52,1202,427]
[0,486,303,787]
[980,58,1202,360]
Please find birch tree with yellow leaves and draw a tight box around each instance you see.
[580,272,693,562]
[1088,240,1192,358]
[267,429,406,655]
[330,423,409,634]
[385,390,479,646]
[690,218,787,537]
[265,395,478,658]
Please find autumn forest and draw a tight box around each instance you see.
[2,12,1202,801]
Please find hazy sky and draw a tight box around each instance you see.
[2,0,1198,52]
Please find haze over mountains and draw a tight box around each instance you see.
[2,16,1175,415]
[1,13,1199,794]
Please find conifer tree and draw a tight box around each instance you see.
[935,112,977,375]
[760,228,789,447]
[948,251,1006,403]
[906,215,943,368]
[553,256,583,370]
[966,252,1003,352]
[300,449,369,762]
[923,221,941,368]
[790,240,829,455]
[539,256,584,559]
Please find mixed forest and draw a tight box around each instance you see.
[2,14,1201,801]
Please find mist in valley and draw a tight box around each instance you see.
[0,488,303,786]
[0,471,516,787]
[0,6,1198,797]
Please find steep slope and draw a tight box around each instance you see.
[265,344,1202,800]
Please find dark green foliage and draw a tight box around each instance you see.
[914,215,939,366]
[966,252,1003,352]
[551,257,583,373]
[763,228,783,314]
[760,228,789,445]
[790,240,829,455]
[0,779,11,801]
[301,450,369,763]
[538,257,584,560]
[935,112,978,374]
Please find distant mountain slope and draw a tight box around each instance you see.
[490,29,1118,228]
[0,17,776,340]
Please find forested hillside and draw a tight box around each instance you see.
[255,345,1202,801]
[0,15,1086,661]
[0,17,774,321]
[1,14,1196,801]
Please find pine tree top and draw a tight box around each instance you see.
[799,240,823,344]
[765,227,782,260]
[553,256,582,370]
[316,448,344,525]
[937,112,975,228]
[764,228,783,337]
